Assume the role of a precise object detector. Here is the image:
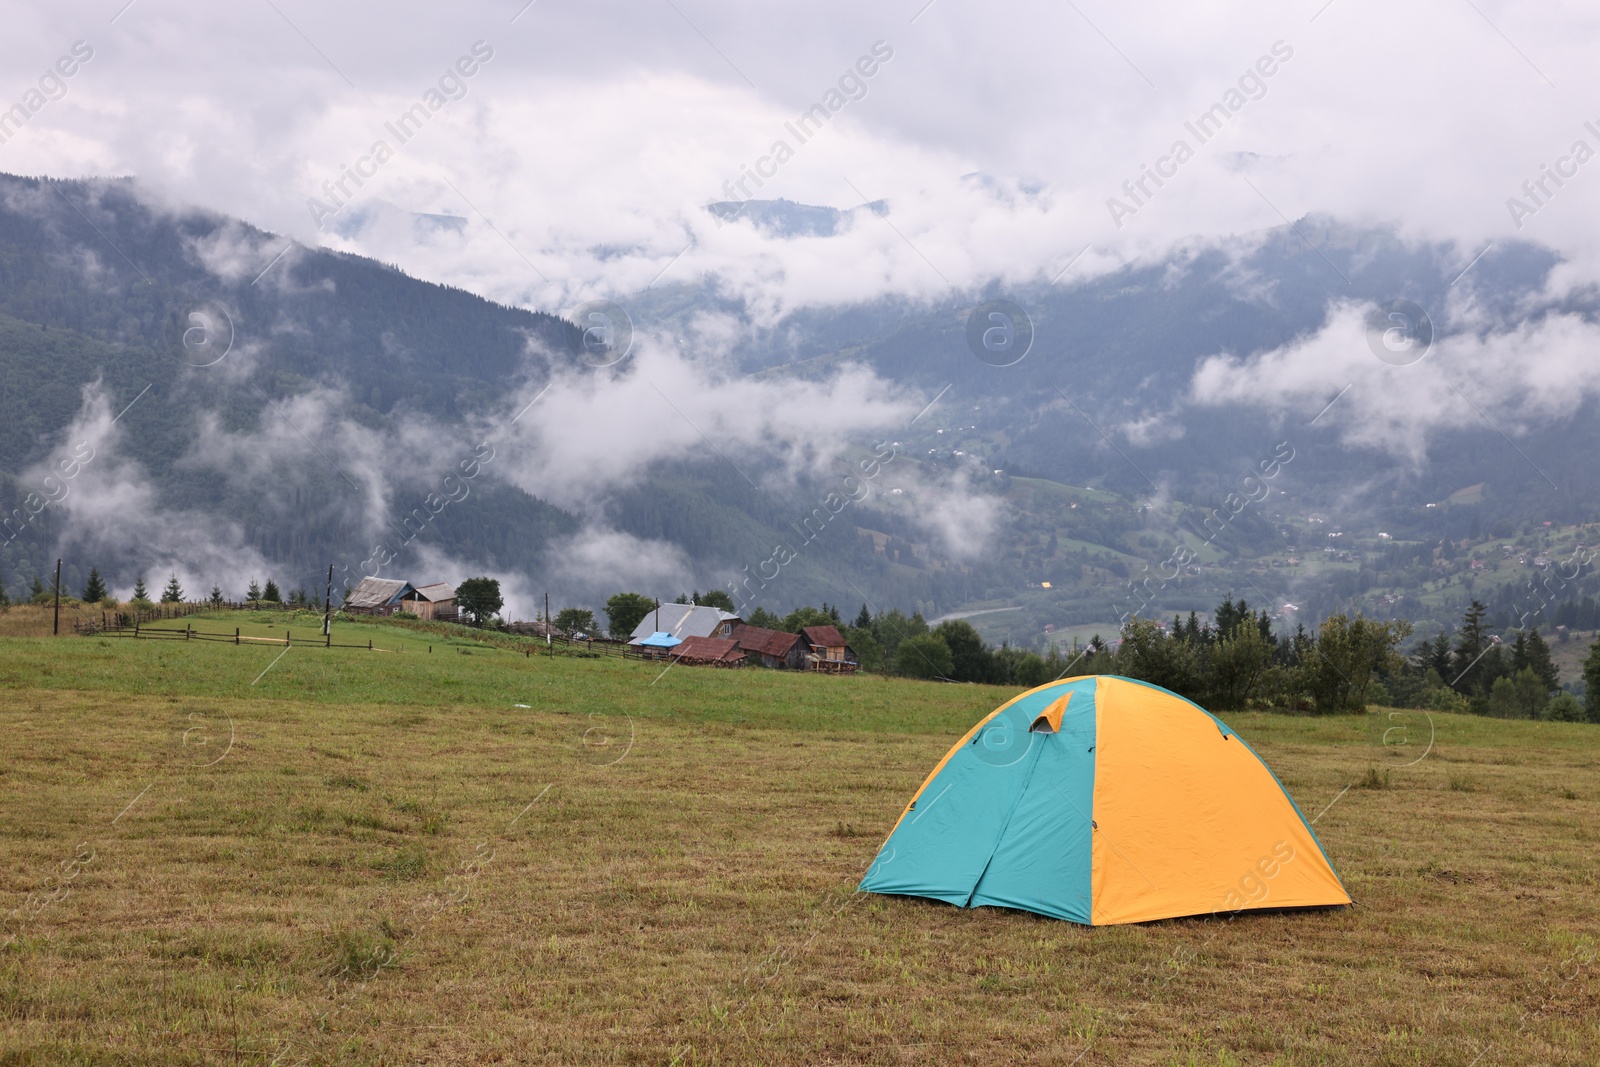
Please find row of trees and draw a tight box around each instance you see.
[0,567,221,610]
[1395,600,1596,721]
[609,588,1600,722]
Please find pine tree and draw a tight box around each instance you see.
[82,567,106,603]
[246,579,262,604]
[132,574,149,602]
[30,576,46,604]
[160,573,184,603]
[262,578,281,602]
[0,575,9,608]
[854,603,872,630]
[1426,632,1452,677]
[1452,600,1490,693]
[1524,628,1560,692]
[209,585,224,608]
[1583,634,1600,724]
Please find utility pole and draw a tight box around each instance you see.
[545,592,551,652]
[323,564,333,646]
[52,558,61,635]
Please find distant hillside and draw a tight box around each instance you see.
[3,177,1597,644]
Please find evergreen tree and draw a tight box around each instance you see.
[1415,632,1452,678]
[262,578,281,602]
[1215,597,1245,640]
[81,567,106,603]
[0,575,9,608]
[1524,628,1560,692]
[30,576,47,604]
[160,573,184,603]
[1452,600,1491,693]
[1585,635,1600,724]
[246,579,262,604]
[854,603,872,630]
[132,574,149,602]
[209,585,224,608]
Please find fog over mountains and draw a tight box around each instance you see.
[3,172,1597,642]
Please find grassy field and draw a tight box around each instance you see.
[2,615,1598,1065]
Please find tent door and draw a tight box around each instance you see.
[962,738,1049,907]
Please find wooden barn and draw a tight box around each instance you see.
[669,635,746,667]
[730,624,805,669]
[402,582,459,621]
[343,577,414,616]
[799,624,858,673]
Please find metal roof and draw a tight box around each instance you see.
[628,603,742,643]
[409,582,456,602]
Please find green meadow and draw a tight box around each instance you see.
[1,612,1597,1064]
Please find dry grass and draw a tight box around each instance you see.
[1,640,1598,1064]
[0,606,64,639]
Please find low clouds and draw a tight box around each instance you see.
[489,338,918,512]
[1189,301,1600,462]
[10,0,1600,319]
[29,380,275,599]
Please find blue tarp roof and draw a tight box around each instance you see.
[635,631,682,648]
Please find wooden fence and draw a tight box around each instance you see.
[73,614,648,660]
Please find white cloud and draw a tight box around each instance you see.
[1190,301,1600,462]
[6,1,1599,318]
[27,381,275,598]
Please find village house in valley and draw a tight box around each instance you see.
[729,624,805,669]
[344,576,458,618]
[799,624,858,673]
[626,603,741,646]
[343,577,414,616]
[402,582,459,621]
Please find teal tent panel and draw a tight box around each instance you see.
[967,683,1097,923]
[859,680,1095,910]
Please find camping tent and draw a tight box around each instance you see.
[859,675,1350,925]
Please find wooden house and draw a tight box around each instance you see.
[401,582,459,621]
[626,604,742,646]
[799,624,858,673]
[343,577,414,616]
[730,624,805,669]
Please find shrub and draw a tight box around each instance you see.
[896,634,953,680]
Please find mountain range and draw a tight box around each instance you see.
[2,172,1596,648]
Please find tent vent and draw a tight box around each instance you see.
[1030,693,1072,733]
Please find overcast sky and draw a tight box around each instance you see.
[5,0,1599,315]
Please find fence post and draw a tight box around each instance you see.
[286,629,290,647]
[368,638,372,650]
[135,621,140,638]
[236,627,240,645]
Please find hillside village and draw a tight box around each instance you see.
[340,576,861,673]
